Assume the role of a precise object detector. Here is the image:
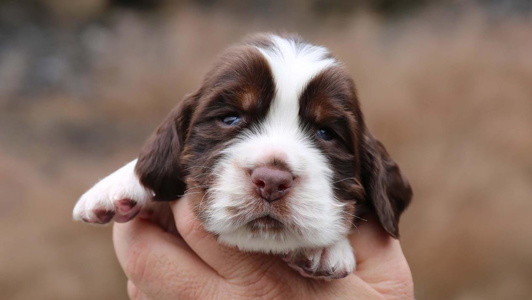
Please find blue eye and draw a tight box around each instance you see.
[221,115,241,126]
[317,128,334,141]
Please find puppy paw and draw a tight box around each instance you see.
[73,160,151,224]
[283,238,355,280]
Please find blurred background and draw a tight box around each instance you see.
[1,0,531,299]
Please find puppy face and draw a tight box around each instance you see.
[136,34,412,253]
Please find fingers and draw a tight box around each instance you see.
[170,195,286,280]
[113,217,222,300]
[114,199,411,299]
[350,215,398,262]
[349,215,413,298]
[127,280,151,300]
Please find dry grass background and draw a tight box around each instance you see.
[1,4,531,300]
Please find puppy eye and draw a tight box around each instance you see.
[317,128,334,141]
[221,115,241,126]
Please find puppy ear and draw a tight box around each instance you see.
[360,131,412,238]
[135,93,198,201]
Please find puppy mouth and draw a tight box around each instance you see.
[247,215,284,232]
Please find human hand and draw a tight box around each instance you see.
[113,196,413,299]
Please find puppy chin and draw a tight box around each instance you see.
[216,230,309,254]
[214,223,348,254]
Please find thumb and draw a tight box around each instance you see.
[349,215,413,298]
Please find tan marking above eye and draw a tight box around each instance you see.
[311,101,339,125]
[313,103,324,122]
[241,90,256,111]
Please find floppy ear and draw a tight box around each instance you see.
[134,93,198,201]
[360,131,412,238]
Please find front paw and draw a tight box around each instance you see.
[283,239,355,280]
[73,160,151,224]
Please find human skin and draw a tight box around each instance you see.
[113,196,414,299]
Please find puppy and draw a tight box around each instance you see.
[73,33,412,279]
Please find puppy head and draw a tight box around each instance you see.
[135,34,412,252]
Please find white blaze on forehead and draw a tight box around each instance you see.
[256,35,337,131]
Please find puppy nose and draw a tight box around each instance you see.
[251,166,293,202]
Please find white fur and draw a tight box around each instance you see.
[320,238,356,277]
[202,35,347,253]
[284,238,356,279]
[257,35,337,135]
[72,159,151,222]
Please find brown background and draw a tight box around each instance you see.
[1,1,531,299]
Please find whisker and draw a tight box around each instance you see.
[185,165,216,171]
[332,177,363,187]
[352,223,361,234]
[352,215,367,222]
[183,185,209,193]
[183,191,205,196]
[190,172,215,180]
[195,189,216,215]
[332,177,356,184]
[342,210,368,223]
